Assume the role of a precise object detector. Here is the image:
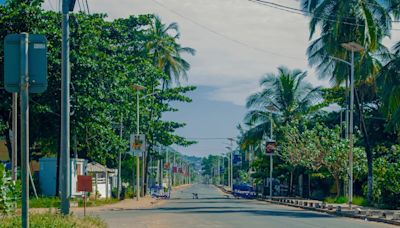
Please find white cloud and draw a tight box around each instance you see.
[42,0,400,107]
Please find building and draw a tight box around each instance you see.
[39,157,87,197]
[86,162,118,199]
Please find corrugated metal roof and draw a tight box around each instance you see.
[86,162,115,173]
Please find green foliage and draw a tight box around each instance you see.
[366,145,400,208]
[324,196,367,206]
[28,197,60,208]
[0,213,106,228]
[0,164,19,215]
[0,1,196,174]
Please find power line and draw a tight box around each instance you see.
[250,0,400,31]
[186,138,235,140]
[150,0,305,60]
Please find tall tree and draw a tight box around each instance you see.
[300,0,397,203]
[146,16,196,88]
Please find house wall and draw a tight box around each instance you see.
[39,157,87,197]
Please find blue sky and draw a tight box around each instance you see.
[164,86,246,157]
[0,0,5,5]
[40,0,400,157]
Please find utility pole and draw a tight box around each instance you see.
[348,49,355,209]
[118,115,123,200]
[20,33,29,228]
[217,157,220,185]
[136,91,140,201]
[173,153,176,186]
[269,112,273,199]
[228,138,234,189]
[61,0,76,215]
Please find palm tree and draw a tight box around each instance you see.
[300,0,398,203]
[242,66,321,196]
[300,0,392,85]
[246,66,321,122]
[146,16,196,87]
[242,66,321,145]
[377,42,400,130]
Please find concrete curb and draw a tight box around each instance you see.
[215,185,400,227]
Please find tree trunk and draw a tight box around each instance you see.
[355,89,373,203]
[334,176,340,198]
[289,170,294,196]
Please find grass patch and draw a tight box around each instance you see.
[78,198,119,207]
[324,196,368,206]
[0,212,106,228]
[30,197,60,208]
[18,197,119,208]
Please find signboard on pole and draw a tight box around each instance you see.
[129,134,145,156]
[77,175,93,192]
[164,162,170,170]
[4,34,48,93]
[265,140,276,155]
[77,175,92,216]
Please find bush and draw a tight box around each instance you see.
[0,212,106,228]
[366,146,400,209]
[0,164,20,215]
[121,186,135,199]
[324,196,367,206]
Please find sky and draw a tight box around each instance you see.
[41,0,400,157]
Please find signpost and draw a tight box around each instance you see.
[4,33,47,228]
[77,175,93,216]
[130,134,145,156]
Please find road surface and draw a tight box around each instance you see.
[95,184,394,228]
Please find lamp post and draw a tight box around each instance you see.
[330,42,364,209]
[225,146,231,188]
[132,84,145,201]
[265,105,279,199]
[227,138,235,190]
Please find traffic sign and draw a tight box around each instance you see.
[265,140,276,154]
[4,34,48,93]
[130,134,145,156]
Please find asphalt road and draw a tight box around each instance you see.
[96,184,394,228]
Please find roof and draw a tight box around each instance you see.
[86,162,115,173]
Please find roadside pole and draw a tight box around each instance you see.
[136,91,140,201]
[118,115,123,200]
[217,157,220,185]
[12,93,17,181]
[20,33,29,228]
[173,153,176,186]
[61,0,74,215]
[269,112,273,199]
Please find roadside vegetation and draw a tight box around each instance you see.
[0,0,197,218]
[203,0,400,210]
[0,213,106,228]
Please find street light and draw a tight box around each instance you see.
[225,146,231,189]
[265,105,279,199]
[132,84,145,201]
[330,41,364,209]
[227,137,235,190]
